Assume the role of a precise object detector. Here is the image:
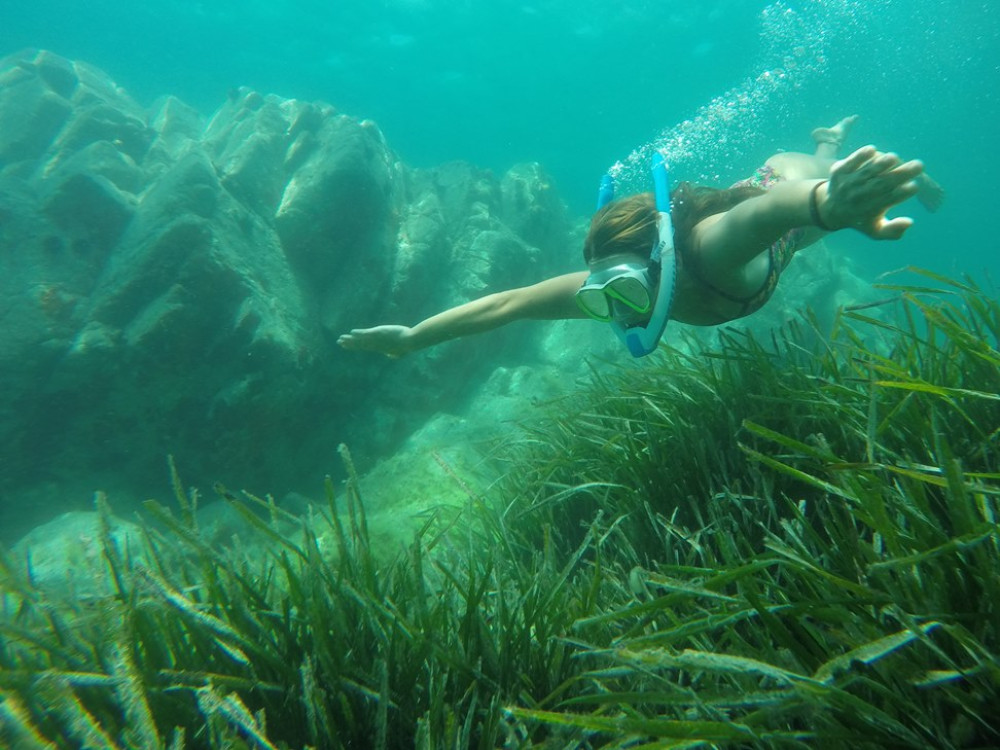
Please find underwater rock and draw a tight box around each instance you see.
[205,90,311,214]
[30,49,80,99]
[500,162,570,254]
[145,95,205,174]
[41,166,136,248]
[0,51,75,165]
[50,99,152,165]
[388,190,448,315]
[0,50,575,534]
[274,113,397,289]
[6,510,147,602]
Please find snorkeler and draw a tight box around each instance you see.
[338,117,942,359]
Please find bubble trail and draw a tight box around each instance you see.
[608,0,880,194]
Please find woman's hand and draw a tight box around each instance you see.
[821,145,925,239]
[338,325,413,358]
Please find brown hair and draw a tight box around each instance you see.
[583,182,766,264]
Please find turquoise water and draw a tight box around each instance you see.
[2,0,997,276]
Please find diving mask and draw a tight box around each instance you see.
[576,152,677,357]
[575,260,654,323]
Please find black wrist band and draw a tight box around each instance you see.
[810,180,833,231]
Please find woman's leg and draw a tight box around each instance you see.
[915,172,945,212]
[771,115,943,211]
[764,115,859,180]
[811,115,859,159]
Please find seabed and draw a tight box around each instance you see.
[2,270,998,749]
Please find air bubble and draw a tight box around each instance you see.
[608,0,882,193]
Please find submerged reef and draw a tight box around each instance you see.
[1,272,998,747]
[0,49,577,534]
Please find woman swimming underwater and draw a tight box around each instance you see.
[339,117,941,359]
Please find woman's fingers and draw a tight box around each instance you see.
[871,215,914,240]
[338,328,379,351]
[338,325,410,358]
[890,159,925,184]
[834,148,923,185]
[832,145,878,176]
[888,178,922,205]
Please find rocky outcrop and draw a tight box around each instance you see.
[0,50,575,541]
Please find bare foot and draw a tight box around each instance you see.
[915,172,945,212]
[812,114,860,148]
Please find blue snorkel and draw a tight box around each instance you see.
[596,174,616,211]
[594,153,677,357]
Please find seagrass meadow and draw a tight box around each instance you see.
[2,269,998,749]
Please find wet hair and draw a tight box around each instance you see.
[583,182,767,264]
[583,193,657,264]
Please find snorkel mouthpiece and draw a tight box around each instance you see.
[587,153,677,357]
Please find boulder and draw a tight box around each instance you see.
[501,162,570,254]
[275,116,397,288]
[5,509,147,603]
[0,51,74,165]
[0,50,577,539]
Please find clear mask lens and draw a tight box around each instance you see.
[577,273,653,323]
[608,276,651,313]
[577,287,613,320]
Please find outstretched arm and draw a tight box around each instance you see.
[338,271,590,358]
[696,146,925,272]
